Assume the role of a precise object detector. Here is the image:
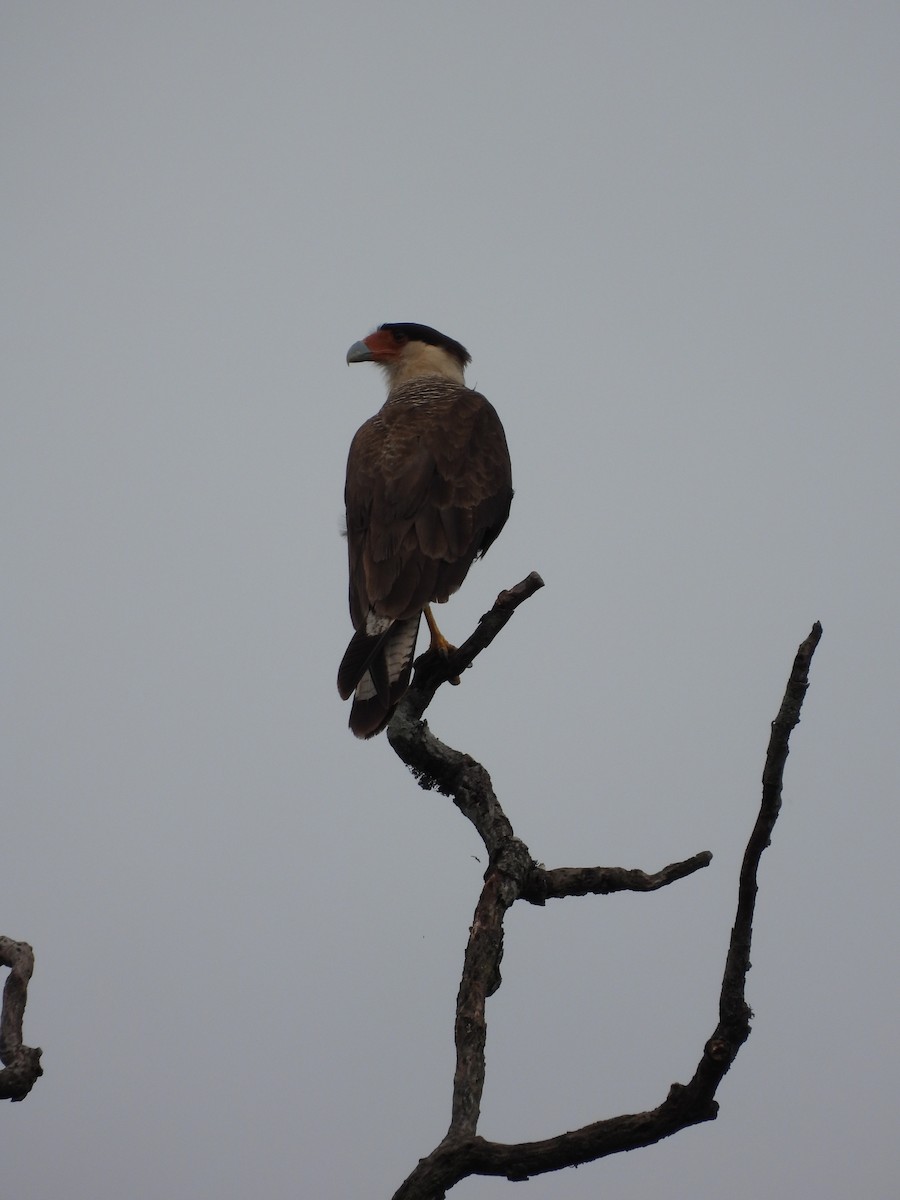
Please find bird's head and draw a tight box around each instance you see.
[346,323,471,388]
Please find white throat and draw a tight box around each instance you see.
[382,342,466,389]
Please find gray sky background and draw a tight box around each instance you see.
[4,3,899,1197]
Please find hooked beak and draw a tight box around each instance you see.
[346,340,373,364]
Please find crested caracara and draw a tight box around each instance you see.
[338,322,513,737]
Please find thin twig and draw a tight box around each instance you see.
[523,853,713,903]
[391,572,545,729]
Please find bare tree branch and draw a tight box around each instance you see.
[693,619,824,1082]
[385,592,822,1199]
[523,852,714,903]
[0,937,42,1102]
[392,572,545,734]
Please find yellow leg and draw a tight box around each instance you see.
[423,605,460,685]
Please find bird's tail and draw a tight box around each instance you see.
[337,615,421,738]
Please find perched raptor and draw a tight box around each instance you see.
[338,323,513,738]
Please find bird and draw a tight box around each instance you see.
[338,322,513,738]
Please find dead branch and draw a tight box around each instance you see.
[523,853,713,903]
[385,583,822,1199]
[0,937,42,1102]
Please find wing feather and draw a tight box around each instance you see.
[339,378,512,734]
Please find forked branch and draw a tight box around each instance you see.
[386,584,822,1198]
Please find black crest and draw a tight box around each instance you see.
[379,323,471,368]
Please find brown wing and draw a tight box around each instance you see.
[338,380,512,737]
[344,380,513,634]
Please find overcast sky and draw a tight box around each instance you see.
[3,3,899,1197]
